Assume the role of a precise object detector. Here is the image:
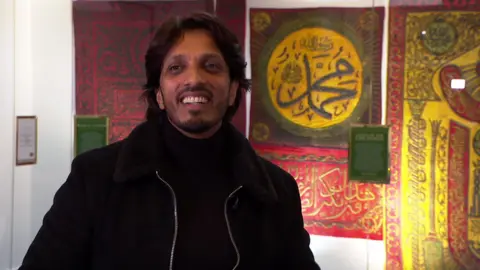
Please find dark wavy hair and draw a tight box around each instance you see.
[141,12,250,121]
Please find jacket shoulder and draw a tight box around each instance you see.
[71,141,124,180]
[257,157,299,200]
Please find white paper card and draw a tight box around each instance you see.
[16,117,37,165]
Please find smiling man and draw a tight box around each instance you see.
[19,12,321,270]
[156,28,238,138]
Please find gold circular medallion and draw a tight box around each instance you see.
[421,19,457,55]
[358,11,379,31]
[252,12,271,33]
[267,27,363,129]
[251,122,270,142]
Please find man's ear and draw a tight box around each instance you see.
[156,89,165,109]
[229,81,239,106]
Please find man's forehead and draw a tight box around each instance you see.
[166,52,224,61]
[164,30,223,60]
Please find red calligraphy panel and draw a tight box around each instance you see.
[74,1,214,142]
[254,144,383,240]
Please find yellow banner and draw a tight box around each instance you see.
[387,8,480,270]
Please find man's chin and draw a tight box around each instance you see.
[178,123,213,134]
[165,107,224,136]
[174,118,220,135]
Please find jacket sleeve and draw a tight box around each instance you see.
[19,157,92,270]
[280,175,321,270]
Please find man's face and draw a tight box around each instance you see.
[158,30,238,137]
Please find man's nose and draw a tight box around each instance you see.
[184,66,206,86]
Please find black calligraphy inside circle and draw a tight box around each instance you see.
[268,28,362,128]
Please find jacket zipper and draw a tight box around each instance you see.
[156,171,178,270]
[224,186,243,270]
[157,170,242,270]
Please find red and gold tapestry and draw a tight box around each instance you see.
[249,7,385,240]
[386,0,480,269]
[249,7,384,148]
[254,144,383,240]
[74,1,230,143]
[215,0,247,135]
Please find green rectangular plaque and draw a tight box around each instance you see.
[74,115,109,156]
[348,125,390,184]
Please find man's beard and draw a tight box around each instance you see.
[174,110,216,134]
[164,99,230,134]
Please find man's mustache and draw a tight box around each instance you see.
[178,84,213,98]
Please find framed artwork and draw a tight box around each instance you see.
[16,116,38,166]
[348,124,390,184]
[74,115,109,156]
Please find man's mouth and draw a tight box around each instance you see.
[181,96,209,104]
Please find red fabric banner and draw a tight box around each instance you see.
[215,0,247,135]
[74,1,214,142]
[248,6,385,240]
[254,143,383,240]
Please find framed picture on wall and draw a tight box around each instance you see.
[16,116,38,166]
[348,124,391,184]
[74,115,109,156]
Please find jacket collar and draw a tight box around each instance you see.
[113,115,278,204]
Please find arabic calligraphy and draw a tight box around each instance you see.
[470,159,480,260]
[447,121,479,268]
[267,27,363,129]
[253,143,383,239]
[387,7,480,270]
[405,101,428,268]
[284,163,381,234]
[289,166,375,214]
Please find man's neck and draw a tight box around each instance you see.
[162,117,227,169]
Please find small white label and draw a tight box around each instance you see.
[451,79,466,90]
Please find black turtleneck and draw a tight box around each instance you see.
[160,119,237,270]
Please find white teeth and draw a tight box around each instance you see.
[182,96,208,104]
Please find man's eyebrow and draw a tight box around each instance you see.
[201,53,223,59]
[166,53,223,62]
[166,54,185,62]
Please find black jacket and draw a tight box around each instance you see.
[19,117,321,270]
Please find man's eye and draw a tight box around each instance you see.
[205,62,220,70]
[168,65,181,72]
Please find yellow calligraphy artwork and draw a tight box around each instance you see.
[398,10,480,269]
[267,27,363,129]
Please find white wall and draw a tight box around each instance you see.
[5,0,75,268]
[0,0,15,268]
[1,0,387,269]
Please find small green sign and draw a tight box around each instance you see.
[348,125,390,184]
[74,115,109,156]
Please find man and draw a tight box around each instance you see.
[20,12,320,270]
